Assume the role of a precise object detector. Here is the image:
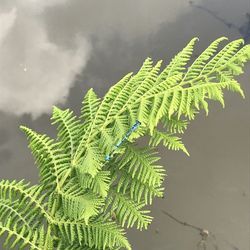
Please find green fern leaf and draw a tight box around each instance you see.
[0,221,53,250]
[60,178,104,223]
[109,191,153,230]
[20,126,71,190]
[79,171,111,198]
[149,129,189,155]
[0,180,51,224]
[80,88,101,131]
[56,217,131,250]
[51,106,81,160]
[116,145,165,187]
[116,168,164,204]
[156,37,198,82]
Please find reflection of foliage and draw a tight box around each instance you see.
[0,37,249,249]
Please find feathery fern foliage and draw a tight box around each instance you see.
[0,37,249,249]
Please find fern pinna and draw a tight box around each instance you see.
[0,37,249,249]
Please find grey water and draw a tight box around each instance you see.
[0,0,249,249]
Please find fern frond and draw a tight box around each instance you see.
[162,116,188,134]
[74,60,161,164]
[98,128,115,154]
[20,126,71,190]
[116,145,165,187]
[104,73,134,122]
[74,73,133,163]
[108,191,153,230]
[0,181,54,249]
[0,180,51,224]
[79,171,111,198]
[108,145,165,205]
[126,60,163,108]
[57,242,99,250]
[0,199,31,228]
[56,218,131,250]
[98,58,154,128]
[60,179,104,223]
[51,106,80,160]
[116,168,164,204]
[143,77,244,119]
[76,142,102,177]
[148,95,164,134]
[149,129,189,155]
[156,37,199,82]
[80,88,101,131]
[202,39,245,75]
[131,98,150,130]
[130,57,154,92]
[0,221,53,250]
[112,114,130,141]
[69,38,249,172]
[183,37,228,82]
